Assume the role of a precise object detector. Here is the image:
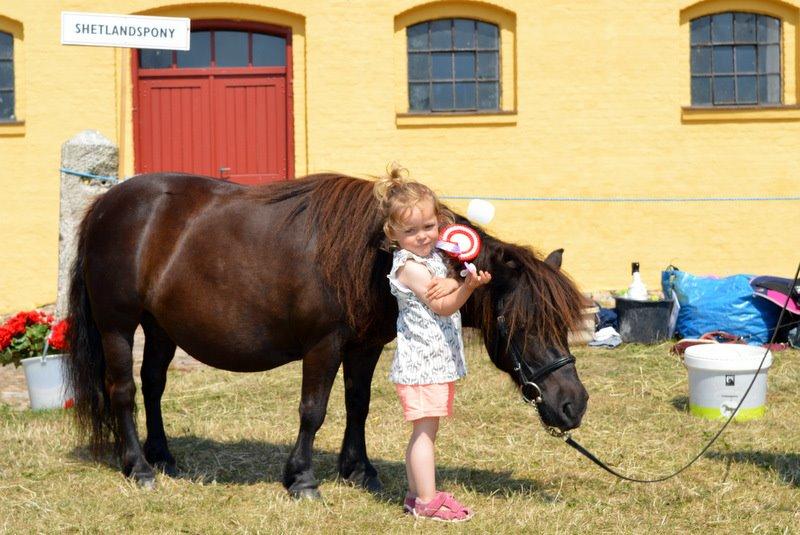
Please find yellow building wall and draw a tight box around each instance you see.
[1,0,798,313]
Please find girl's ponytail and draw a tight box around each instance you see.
[373,163,451,247]
[373,162,409,209]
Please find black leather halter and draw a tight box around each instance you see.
[496,315,576,408]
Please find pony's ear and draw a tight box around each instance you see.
[544,248,564,270]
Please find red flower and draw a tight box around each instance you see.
[4,313,30,337]
[0,326,12,350]
[2,310,53,337]
[1,310,62,366]
[48,319,70,351]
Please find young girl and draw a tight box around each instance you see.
[374,168,491,522]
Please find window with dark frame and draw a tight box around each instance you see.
[690,12,781,106]
[139,30,286,69]
[407,19,500,112]
[0,31,14,120]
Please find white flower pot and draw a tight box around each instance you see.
[20,354,74,410]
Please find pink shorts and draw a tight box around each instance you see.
[395,382,455,422]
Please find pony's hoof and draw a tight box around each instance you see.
[362,475,382,493]
[290,487,322,500]
[155,462,178,478]
[134,474,156,490]
[125,460,157,489]
[343,467,382,493]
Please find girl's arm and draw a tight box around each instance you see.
[426,277,460,300]
[396,261,492,316]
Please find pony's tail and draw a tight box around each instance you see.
[66,202,117,458]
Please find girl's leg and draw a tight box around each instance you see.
[405,416,439,502]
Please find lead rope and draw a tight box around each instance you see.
[534,261,800,483]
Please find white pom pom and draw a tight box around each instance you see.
[466,199,495,225]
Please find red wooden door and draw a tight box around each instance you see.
[136,77,213,177]
[133,23,293,185]
[213,75,287,184]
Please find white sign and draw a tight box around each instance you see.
[61,12,190,50]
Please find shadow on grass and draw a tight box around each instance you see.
[69,435,551,502]
[670,395,688,412]
[706,450,800,487]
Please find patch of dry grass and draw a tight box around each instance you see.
[1,336,798,533]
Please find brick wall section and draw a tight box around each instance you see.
[1,0,798,312]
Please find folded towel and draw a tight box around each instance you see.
[588,327,622,348]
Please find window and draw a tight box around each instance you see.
[0,30,13,120]
[140,30,286,69]
[690,12,780,106]
[407,19,500,112]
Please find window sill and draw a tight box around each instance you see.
[681,105,800,123]
[396,111,517,128]
[0,120,25,136]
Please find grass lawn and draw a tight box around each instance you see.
[1,337,798,534]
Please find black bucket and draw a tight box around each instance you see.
[615,297,675,343]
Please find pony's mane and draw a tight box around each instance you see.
[246,174,388,334]
[474,238,587,354]
[244,175,587,346]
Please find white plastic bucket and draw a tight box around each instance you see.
[20,354,74,410]
[683,344,772,421]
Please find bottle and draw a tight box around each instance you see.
[627,262,648,301]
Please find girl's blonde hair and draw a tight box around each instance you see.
[373,163,453,245]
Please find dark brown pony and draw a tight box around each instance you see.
[67,172,589,498]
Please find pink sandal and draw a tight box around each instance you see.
[412,491,473,522]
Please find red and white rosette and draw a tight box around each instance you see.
[437,224,482,276]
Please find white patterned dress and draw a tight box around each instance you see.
[387,249,467,385]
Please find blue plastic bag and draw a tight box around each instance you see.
[661,268,779,345]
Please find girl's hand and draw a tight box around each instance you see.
[465,269,492,290]
[426,277,460,300]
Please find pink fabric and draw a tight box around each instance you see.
[760,288,800,315]
[395,382,455,421]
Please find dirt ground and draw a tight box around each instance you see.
[0,325,204,410]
